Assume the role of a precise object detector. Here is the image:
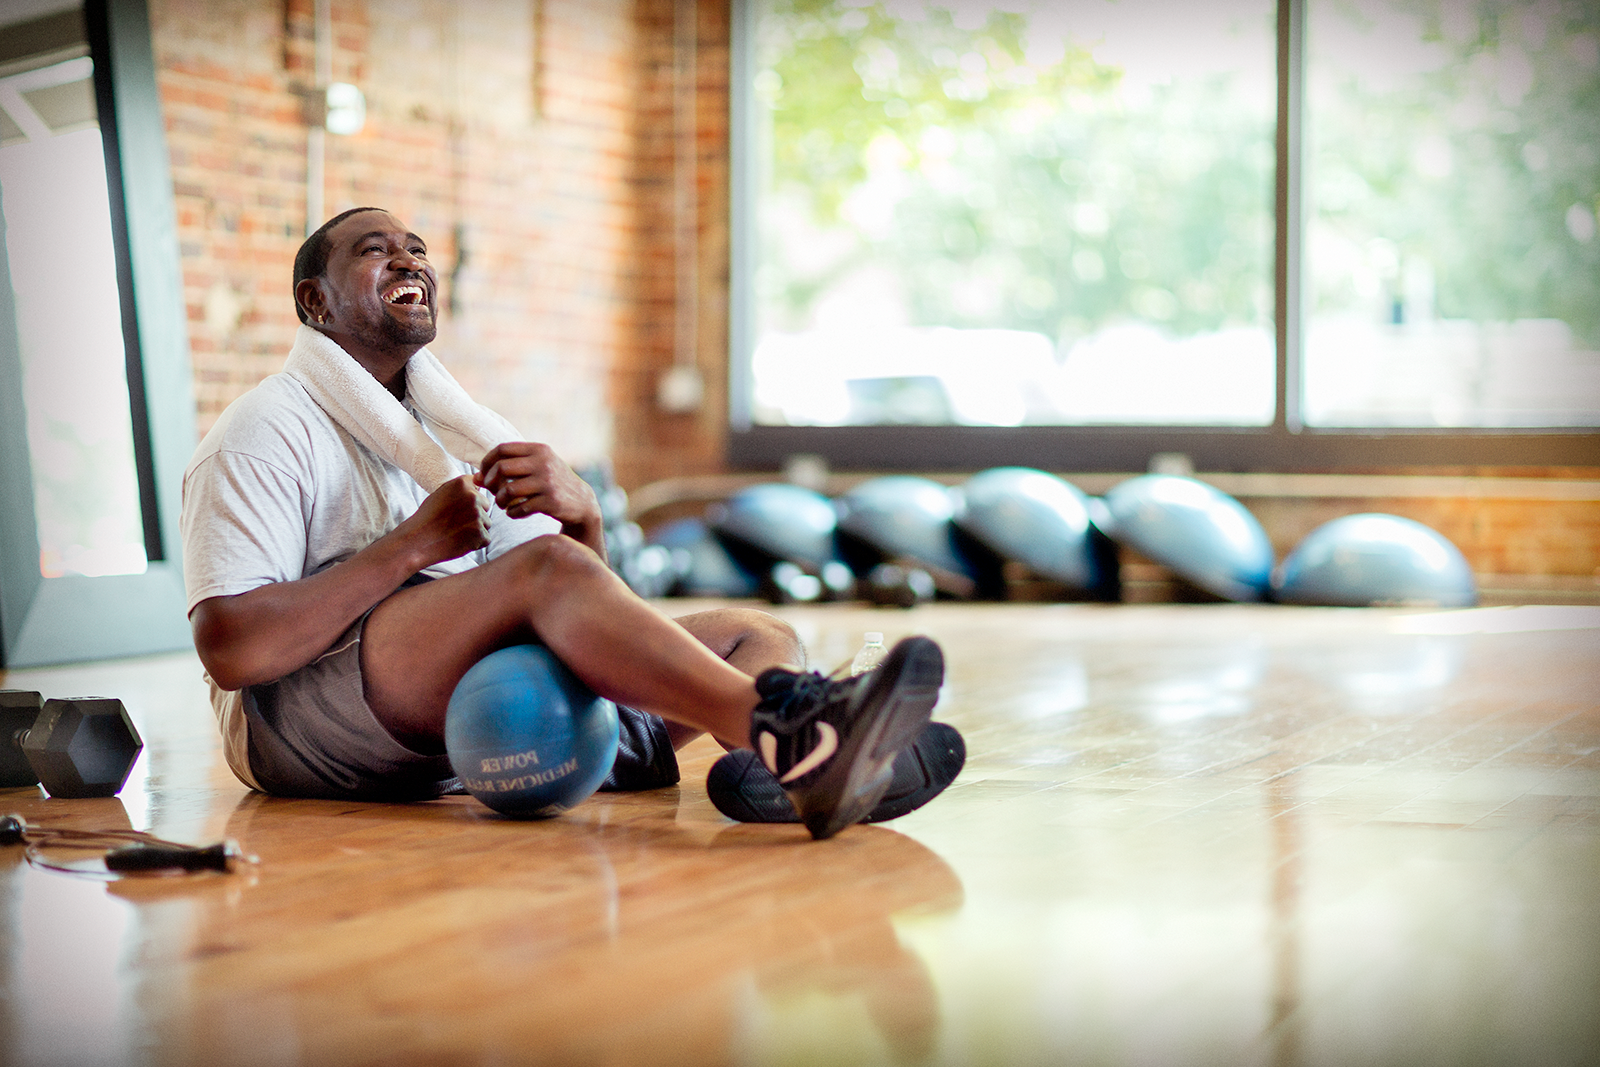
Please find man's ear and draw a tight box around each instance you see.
[295,278,328,325]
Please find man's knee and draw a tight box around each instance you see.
[675,607,803,665]
[500,533,612,591]
[726,607,800,648]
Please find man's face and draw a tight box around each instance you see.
[312,210,439,353]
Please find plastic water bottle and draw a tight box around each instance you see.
[850,632,887,676]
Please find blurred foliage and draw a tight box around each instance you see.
[756,0,1275,341]
[757,0,1600,346]
[1310,0,1600,345]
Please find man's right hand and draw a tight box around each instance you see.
[389,475,490,572]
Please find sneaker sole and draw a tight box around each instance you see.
[707,721,965,825]
[795,636,945,840]
[864,721,965,822]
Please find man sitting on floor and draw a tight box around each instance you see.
[180,207,962,839]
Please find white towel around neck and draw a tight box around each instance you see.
[282,324,521,493]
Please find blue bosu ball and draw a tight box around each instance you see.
[648,517,761,598]
[446,645,620,818]
[835,475,975,582]
[710,483,840,570]
[1102,474,1274,602]
[956,467,1105,592]
[1273,513,1477,607]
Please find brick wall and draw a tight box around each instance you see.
[619,0,732,485]
[151,0,729,480]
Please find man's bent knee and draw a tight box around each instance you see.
[675,607,804,669]
[498,533,615,593]
[722,607,801,649]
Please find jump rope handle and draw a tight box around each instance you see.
[104,842,244,873]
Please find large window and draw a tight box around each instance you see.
[729,0,1600,470]
[0,0,194,666]
[1305,0,1600,427]
[0,52,147,577]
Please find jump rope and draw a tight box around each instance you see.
[0,814,254,878]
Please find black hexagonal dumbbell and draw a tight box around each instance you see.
[0,690,144,798]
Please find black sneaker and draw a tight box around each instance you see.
[746,635,944,840]
[707,720,965,824]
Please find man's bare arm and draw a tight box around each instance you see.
[191,476,489,691]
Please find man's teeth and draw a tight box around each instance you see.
[385,285,425,305]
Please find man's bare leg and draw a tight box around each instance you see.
[360,536,793,751]
[661,607,807,750]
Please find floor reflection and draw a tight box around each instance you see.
[124,792,969,1066]
[709,824,962,1065]
[1127,635,1266,723]
[1265,772,1303,1067]
[2,799,138,1067]
[1278,633,1464,713]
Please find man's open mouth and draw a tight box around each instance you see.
[383,284,427,306]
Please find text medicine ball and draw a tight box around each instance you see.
[446,645,620,818]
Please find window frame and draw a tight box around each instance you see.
[726,0,1600,472]
[0,0,195,667]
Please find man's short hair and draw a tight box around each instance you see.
[292,206,387,323]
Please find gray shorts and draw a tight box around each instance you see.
[242,608,681,802]
[242,612,459,801]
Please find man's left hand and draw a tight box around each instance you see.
[476,442,605,557]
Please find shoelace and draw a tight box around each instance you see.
[760,669,855,736]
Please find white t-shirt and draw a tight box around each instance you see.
[181,371,557,787]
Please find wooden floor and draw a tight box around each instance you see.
[2,601,1597,1067]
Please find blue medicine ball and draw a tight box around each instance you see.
[1102,474,1274,602]
[1273,513,1477,607]
[446,645,620,818]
